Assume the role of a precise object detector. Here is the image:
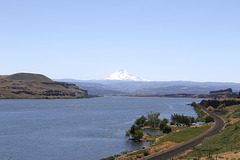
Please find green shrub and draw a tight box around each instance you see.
[159,118,168,130]
[129,125,140,135]
[191,102,197,107]
[121,150,128,154]
[125,130,130,136]
[133,129,144,141]
[135,115,147,127]
[114,154,121,157]
[100,156,114,160]
[205,116,214,123]
[163,126,172,133]
[143,150,149,156]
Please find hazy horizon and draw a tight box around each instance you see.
[1,1,239,82]
[2,70,240,84]
[53,70,240,84]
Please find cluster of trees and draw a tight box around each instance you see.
[126,112,172,140]
[191,102,215,123]
[170,113,214,126]
[170,114,196,126]
[126,104,215,141]
[135,112,172,133]
[133,112,161,128]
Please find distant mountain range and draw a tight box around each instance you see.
[56,70,240,96]
[2,72,239,99]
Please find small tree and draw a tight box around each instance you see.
[191,102,197,107]
[127,125,143,140]
[147,112,160,128]
[205,116,214,123]
[135,115,147,127]
[133,129,143,141]
[163,126,172,133]
[125,130,130,137]
[129,125,140,135]
[162,118,169,124]
[185,117,191,127]
[159,118,169,130]
[190,117,196,124]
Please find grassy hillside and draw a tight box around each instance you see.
[5,73,52,82]
[0,73,88,99]
[184,102,240,159]
[185,120,240,159]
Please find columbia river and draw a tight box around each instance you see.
[0,97,202,160]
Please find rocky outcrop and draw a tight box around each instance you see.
[39,89,88,97]
[41,82,79,89]
[210,88,233,94]
[200,99,240,108]
[209,88,238,98]
[0,73,89,99]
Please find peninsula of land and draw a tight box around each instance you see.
[0,73,89,99]
[102,97,240,160]
[121,88,240,99]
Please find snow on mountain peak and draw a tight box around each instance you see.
[105,70,150,81]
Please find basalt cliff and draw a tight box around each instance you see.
[0,73,88,99]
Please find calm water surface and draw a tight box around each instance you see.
[0,96,202,160]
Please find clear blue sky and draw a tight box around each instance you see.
[1,0,240,82]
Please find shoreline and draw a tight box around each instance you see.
[109,103,224,160]
[0,95,99,100]
[143,105,225,160]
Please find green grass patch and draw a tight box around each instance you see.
[194,106,207,122]
[152,124,211,146]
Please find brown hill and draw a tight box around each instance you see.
[0,73,88,99]
[5,73,53,82]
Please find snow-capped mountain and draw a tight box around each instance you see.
[104,70,149,81]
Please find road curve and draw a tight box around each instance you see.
[143,105,225,160]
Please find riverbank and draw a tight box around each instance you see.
[102,123,212,160]
[101,100,221,160]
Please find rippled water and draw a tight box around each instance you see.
[0,96,202,160]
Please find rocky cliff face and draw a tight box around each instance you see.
[209,88,238,98]
[0,73,89,99]
[209,88,233,94]
[200,99,240,108]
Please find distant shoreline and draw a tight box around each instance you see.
[114,94,208,98]
[107,89,239,99]
[0,95,99,100]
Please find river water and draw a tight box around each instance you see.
[0,96,202,160]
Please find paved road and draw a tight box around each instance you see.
[143,105,225,160]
